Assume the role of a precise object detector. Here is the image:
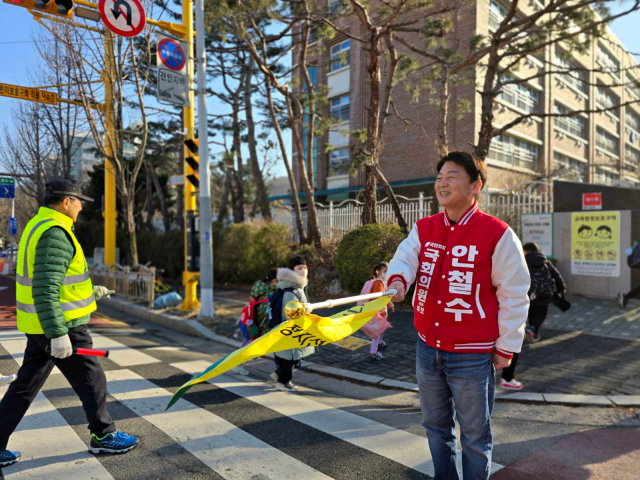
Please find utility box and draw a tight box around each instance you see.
[186,211,200,272]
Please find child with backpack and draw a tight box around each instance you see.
[267,256,315,392]
[358,262,394,361]
[618,242,640,309]
[501,242,566,391]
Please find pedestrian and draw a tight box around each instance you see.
[358,262,394,361]
[0,374,16,388]
[386,152,530,480]
[500,242,566,391]
[268,256,315,392]
[249,268,279,331]
[618,242,640,309]
[0,179,138,469]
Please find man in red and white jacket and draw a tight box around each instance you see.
[387,152,530,480]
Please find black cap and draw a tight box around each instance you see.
[45,179,94,202]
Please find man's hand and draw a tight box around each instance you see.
[50,334,73,359]
[492,353,511,369]
[388,281,406,303]
[93,285,115,301]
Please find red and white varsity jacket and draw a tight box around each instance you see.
[387,202,530,359]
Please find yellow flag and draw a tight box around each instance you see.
[166,296,390,410]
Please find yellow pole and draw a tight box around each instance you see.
[180,0,200,310]
[103,30,117,267]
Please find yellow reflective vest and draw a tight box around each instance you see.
[16,207,96,334]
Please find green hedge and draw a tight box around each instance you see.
[335,224,406,293]
[214,222,291,284]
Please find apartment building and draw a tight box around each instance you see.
[286,0,640,202]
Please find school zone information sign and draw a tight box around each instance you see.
[571,211,620,277]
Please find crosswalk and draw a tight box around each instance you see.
[0,328,504,479]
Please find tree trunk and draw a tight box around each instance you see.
[369,164,408,233]
[264,81,307,243]
[361,30,383,225]
[145,163,155,232]
[474,41,502,161]
[287,96,321,247]
[243,56,272,220]
[436,67,450,157]
[148,161,170,231]
[232,99,245,223]
[218,166,232,222]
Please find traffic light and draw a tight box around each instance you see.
[184,138,200,189]
[2,0,73,18]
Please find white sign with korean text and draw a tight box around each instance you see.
[521,213,553,257]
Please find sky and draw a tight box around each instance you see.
[0,1,639,180]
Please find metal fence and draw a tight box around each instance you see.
[90,265,156,307]
[273,184,553,242]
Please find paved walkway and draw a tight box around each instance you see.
[207,290,640,396]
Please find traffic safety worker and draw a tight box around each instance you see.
[0,179,138,469]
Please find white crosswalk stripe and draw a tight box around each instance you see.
[0,330,61,375]
[0,389,113,479]
[103,368,331,480]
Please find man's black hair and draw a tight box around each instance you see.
[436,151,487,188]
[43,194,68,207]
[578,225,592,233]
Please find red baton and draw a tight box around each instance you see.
[46,346,110,357]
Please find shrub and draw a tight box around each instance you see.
[335,224,406,293]
[214,221,291,284]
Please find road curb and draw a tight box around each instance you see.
[98,298,636,408]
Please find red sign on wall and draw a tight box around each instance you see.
[582,192,602,210]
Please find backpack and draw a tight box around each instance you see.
[267,287,301,330]
[627,244,640,269]
[238,300,267,341]
[530,262,555,300]
[357,279,375,306]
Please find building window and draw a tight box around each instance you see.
[330,94,350,122]
[596,43,620,80]
[627,74,640,100]
[330,40,350,72]
[489,134,539,170]
[596,127,619,156]
[626,146,640,168]
[498,77,539,113]
[554,104,586,138]
[553,152,586,182]
[554,51,587,93]
[329,148,349,176]
[596,87,619,118]
[489,1,508,31]
[595,167,617,186]
[626,110,640,133]
[308,27,318,45]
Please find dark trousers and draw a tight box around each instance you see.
[501,305,548,382]
[501,352,519,382]
[527,305,549,335]
[274,356,297,385]
[0,325,115,450]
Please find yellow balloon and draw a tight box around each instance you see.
[284,300,306,320]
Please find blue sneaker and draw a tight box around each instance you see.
[89,431,138,454]
[0,449,21,468]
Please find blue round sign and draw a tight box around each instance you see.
[158,39,186,71]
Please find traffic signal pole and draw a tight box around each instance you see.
[180,0,200,311]
[103,30,117,266]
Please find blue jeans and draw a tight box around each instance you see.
[416,340,495,480]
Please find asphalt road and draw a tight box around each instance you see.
[1,304,638,479]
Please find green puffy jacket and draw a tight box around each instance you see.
[32,227,90,338]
